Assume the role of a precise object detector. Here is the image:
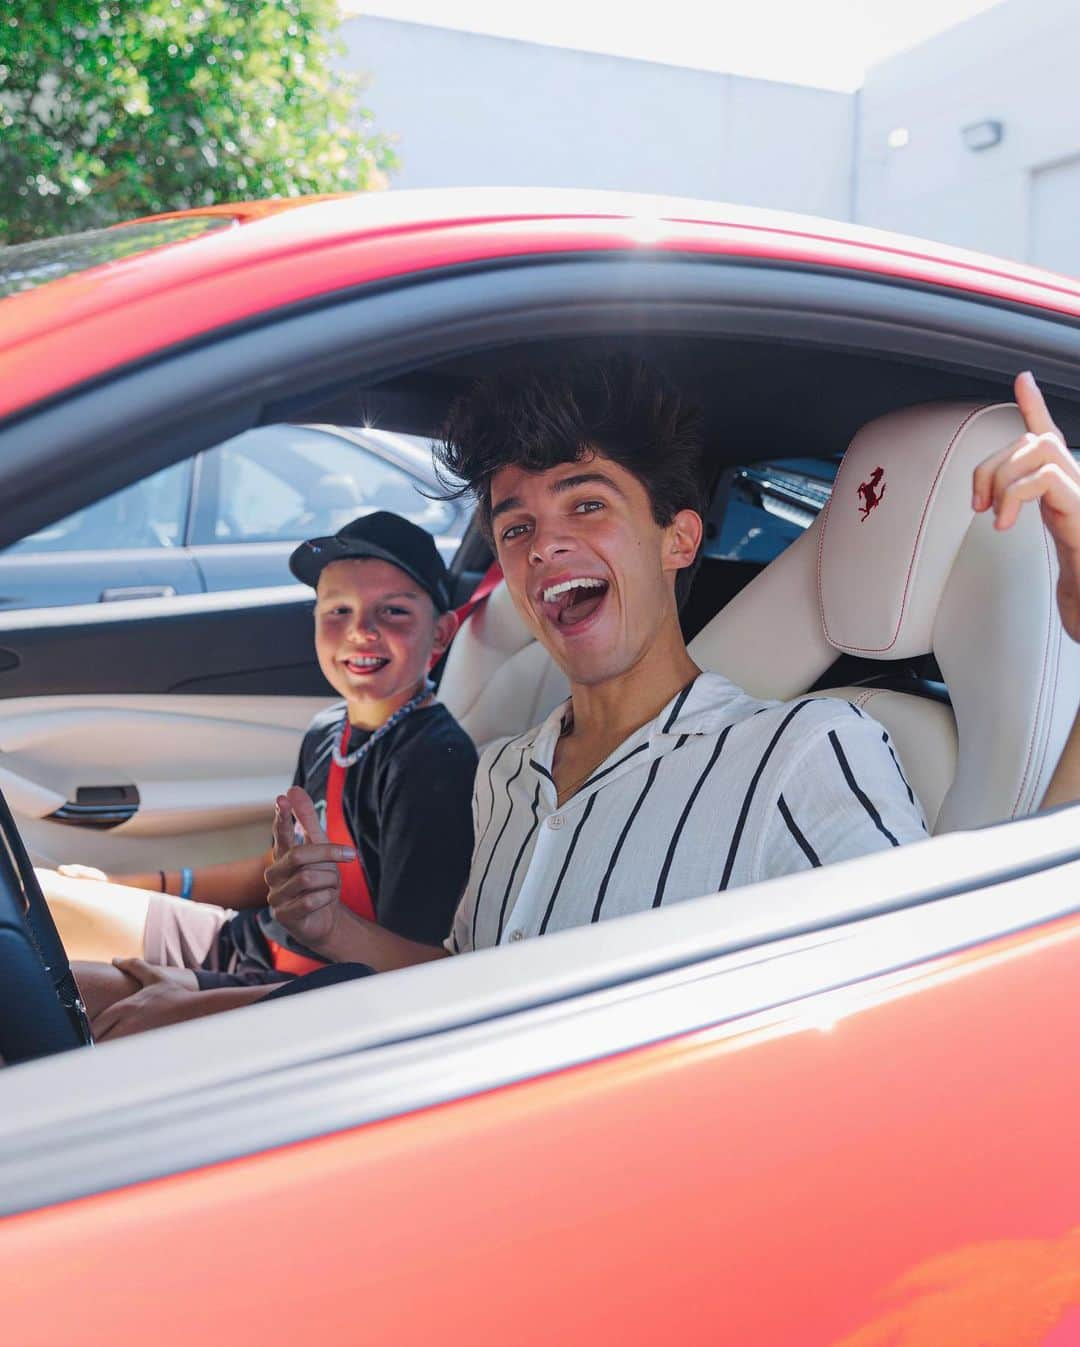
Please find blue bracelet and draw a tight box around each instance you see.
[179,866,194,900]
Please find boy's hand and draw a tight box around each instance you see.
[264,787,355,954]
[92,959,200,1040]
[973,371,1080,642]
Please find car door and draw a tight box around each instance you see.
[0,585,335,872]
[2,803,1079,1347]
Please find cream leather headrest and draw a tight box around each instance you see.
[691,395,1077,832]
[818,402,1025,657]
[438,580,570,749]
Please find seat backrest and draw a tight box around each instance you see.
[690,401,1080,831]
[438,579,569,750]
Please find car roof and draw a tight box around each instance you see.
[5,185,1080,424]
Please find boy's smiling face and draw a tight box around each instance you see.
[490,450,701,687]
[314,559,455,723]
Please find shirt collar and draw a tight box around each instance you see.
[527,670,762,779]
[651,671,762,739]
[527,698,572,778]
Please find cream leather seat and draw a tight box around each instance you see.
[438,578,569,749]
[440,401,1080,832]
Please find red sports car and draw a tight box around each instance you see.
[0,189,1078,1347]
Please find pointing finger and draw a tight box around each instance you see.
[1015,371,1060,439]
[272,796,294,860]
[286,785,329,845]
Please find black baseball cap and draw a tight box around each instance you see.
[289,511,452,612]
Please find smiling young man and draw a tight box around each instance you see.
[257,358,930,981]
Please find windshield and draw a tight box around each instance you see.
[0,216,234,300]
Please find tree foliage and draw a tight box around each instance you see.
[0,1,397,243]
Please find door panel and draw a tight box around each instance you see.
[0,694,333,870]
[0,571,336,871]
[0,586,328,699]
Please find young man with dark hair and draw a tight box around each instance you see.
[437,356,711,607]
[259,357,929,979]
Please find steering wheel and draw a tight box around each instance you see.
[0,787,93,1064]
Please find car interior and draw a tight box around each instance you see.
[1,252,1080,1095]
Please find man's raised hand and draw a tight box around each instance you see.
[264,786,355,953]
[973,371,1080,641]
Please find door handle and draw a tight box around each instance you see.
[48,785,139,829]
[99,586,176,602]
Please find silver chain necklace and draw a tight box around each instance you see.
[332,680,435,769]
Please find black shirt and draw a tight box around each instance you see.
[283,700,477,944]
[206,701,477,985]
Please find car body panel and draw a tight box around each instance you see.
[2,906,1078,1347]
[7,187,1080,422]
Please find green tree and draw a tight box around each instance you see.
[0,1,397,243]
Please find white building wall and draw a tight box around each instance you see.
[343,16,854,219]
[855,0,1080,271]
[344,4,1080,276]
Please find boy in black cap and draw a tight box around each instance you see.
[59,513,478,1035]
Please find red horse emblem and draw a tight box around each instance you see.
[857,466,886,521]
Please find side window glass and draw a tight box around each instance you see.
[4,459,191,554]
[707,457,838,564]
[211,445,303,542]
[194,425,456,545]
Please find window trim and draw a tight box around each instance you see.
[5,253,1080,550]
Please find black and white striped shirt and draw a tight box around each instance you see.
[446,673,927,953]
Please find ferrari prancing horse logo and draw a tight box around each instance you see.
[857,466,886,522]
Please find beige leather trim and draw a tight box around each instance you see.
[439,583,569,748]
[819,403,1018,658]
[688,517,834,701]
[0,695,334,870]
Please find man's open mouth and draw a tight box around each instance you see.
[539,576,610,628]
[343,655,390,674]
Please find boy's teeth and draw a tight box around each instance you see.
[542,577,605,604]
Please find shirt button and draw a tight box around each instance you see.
[508,929,525,942]
[548,814,565,830]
